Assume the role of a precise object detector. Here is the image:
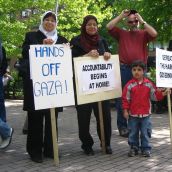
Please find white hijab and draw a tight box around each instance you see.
[39,11,58,44]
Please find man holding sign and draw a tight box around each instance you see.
[71,15,112,155]
[21,11,68,163]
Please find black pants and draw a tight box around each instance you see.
[27,109,57,156]
[76,100,111,149]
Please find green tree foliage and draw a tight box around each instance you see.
[108,0,172,46]
[139,0,172,43]
[0,0,171,58]
[0,0,112,58]
[0,0,57,57]
[57,0,112,40]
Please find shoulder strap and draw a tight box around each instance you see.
[98,38,105,55]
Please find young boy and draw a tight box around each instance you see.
[122,60,168,157]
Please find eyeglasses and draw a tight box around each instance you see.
[128,20,138,24]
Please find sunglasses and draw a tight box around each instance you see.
[128,20,138,24]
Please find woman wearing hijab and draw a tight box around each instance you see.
[22,11,68,163]
[70,15,112,155]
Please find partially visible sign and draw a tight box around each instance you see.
[156,48,172,88]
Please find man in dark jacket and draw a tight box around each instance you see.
[0,38,8,122]
[0,37,14,149]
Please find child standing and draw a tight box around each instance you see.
[122,60,169,157]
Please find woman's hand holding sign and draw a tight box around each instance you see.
[43,38,54,44]
[103,52,111,61]
[87,49,99,58]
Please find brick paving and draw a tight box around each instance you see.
[0,100,172,172]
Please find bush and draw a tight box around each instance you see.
[4,70,23,99]
[147,67,156,83]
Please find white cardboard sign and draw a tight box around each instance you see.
[74,55,122,104]
[156,48,172,88]
[29,44,75,110]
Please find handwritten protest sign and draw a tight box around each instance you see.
[156,48,172,88]
[74,55,122,104]
[156,48,172,148]
[29,44,75,110]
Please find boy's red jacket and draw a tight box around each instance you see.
[122,78,164,115]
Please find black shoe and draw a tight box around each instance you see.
[83,148,94,156]
[128,148,138,157]
[30,154,43,163]
[44,152,54,158]
[44,152,62,159]
[142,150,151,157]
[156,108,164,114]
[119,128,129,138]
[106,146,112,154]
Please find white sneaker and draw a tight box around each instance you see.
[0,128,14,149]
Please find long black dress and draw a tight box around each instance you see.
[70,35,112,151]
[22,30,68,158]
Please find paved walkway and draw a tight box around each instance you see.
[0,100,172,172]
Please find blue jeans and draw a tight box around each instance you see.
[0,76,6,122]
[0,118,11,139]
[128,116,152,151]
[116,64,132,130]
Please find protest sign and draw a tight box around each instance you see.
[74,54,121,153]
[156,48,172,146]
[156,48,172,87]
[74,55,122,105]
[29,44,75,110]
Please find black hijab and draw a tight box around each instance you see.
[80,15,100,53]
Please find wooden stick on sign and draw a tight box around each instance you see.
[167,89,172,146]
[98,101,106,154]
[50,108,59,166]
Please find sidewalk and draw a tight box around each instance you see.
[0,99,172,172]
